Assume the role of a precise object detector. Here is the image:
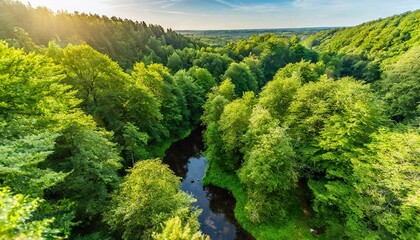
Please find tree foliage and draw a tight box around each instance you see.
[104,159,198,240]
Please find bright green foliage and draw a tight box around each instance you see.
[239,128,296,223]
[202,80,236,171]
[258,75,301,122]
[122,123,150,165]
[152,216,209,240]
[0,41,81,137]
[132,63,189,138]
[259,36,293,81]
[304,10,420,68]
[287,77,386,175]
[123,81,164,144]
[218,92,256,171]
[379,45,420,122]
[187,66,216,93]
[0,42,123,234]
[222,62,258,96]
[275,60,325,84]
[193,51,233,79]
[239,106,296,223]
[0,132,66,197]
[0,188,57,239]
[51,44,130,131]
[217,78,237,101]
[310,128,420,239]
[202,79,236,126]
[104,159,197,240]
[242,105,280,155]
[354,129,420,239]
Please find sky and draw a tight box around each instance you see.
[24,0,420,30]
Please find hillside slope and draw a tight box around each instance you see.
[0,0,197,68]
[304,10,420,68]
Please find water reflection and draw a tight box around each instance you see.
[163,129,254,240]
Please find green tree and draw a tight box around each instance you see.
[132,63,189,138]
[51,125,122,222]
[50,44,130,132]
[0,188,58,240]
[222,62,258,96]
[104,159,198,240]
[287,76,386,177]
[239,126,297,223]
[242,56,264,88]
[379,45,420,122]
[174,70,205,124]
[152,216,209,240]
[258,75,301,122]
[218,92,256,171]
[167,52,184,73]
[187,66,216,93]
[193,51,233,79]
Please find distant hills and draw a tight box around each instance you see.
[304,9,420,68]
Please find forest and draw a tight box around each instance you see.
[0,0,419,239]
[177,28,330,47]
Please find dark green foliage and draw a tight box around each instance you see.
[174,70,206,124]
[0,0,196,69]
[378,45,420,122]
[50,125,122,222]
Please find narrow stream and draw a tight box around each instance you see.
[163,128,255,240]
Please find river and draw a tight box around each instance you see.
[163,128,255,240]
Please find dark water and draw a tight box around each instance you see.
[163,129,255,240]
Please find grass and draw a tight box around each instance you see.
[202,162,316,240]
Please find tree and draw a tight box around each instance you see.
[0,187,58,239]
[187,66,216,93]
[258,75,301,123]
[152,216,209,240]
[174,70,205,124]
[218,92,256,171]
[274,60,325,84]
[50,44,130,132]
[167,52,184,73]
[132,63,189,138]
[222,62,258,96]
[379,45,420,122]
[52,125,122,222]
[239,126,297,223]
[193,51,233,79]
[354,129,420,239]
[242,56,264,88]
[287,76,387,177]
[104,159,198,240]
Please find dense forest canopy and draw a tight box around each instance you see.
[0,0,419,239]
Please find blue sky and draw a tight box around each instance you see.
[25,0,420,30]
